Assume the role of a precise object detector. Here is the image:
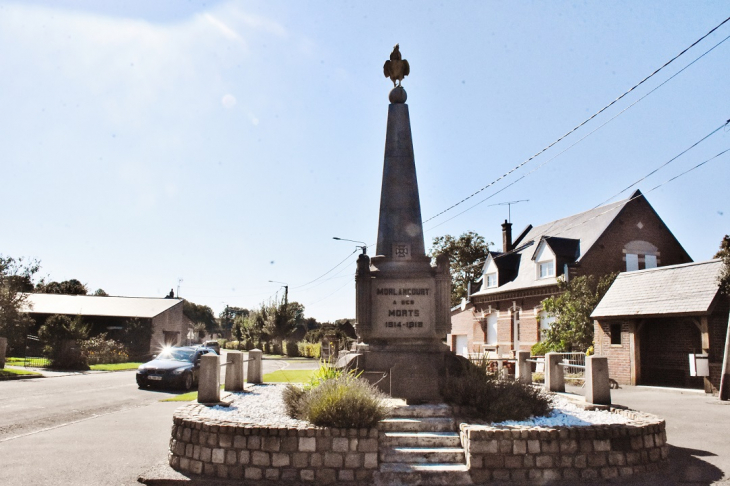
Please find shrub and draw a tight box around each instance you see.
[441,357,551,423]
[80,333,129,365]
[297,341,321,359]
[285,341,299,357]
[38,314,90,369]
[531,341,554,356]
[284,375,390,428]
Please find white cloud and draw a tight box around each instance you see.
[203,13,243,42]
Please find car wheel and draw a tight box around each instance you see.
[183,372,193,391]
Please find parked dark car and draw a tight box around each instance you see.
[136,346,217,391]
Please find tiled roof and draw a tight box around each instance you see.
[591,260,723,318]
[471,193,633,298]
[22,293,181,318]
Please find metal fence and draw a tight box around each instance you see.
[23,335,50,368]
[557,352,585,384]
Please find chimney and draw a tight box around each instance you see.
[502,219,513,252]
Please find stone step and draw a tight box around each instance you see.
[373,463,473,486]
[379,417,455,432]
[381,431,462,448]
[388,403,453,418]
[379,446,466,464]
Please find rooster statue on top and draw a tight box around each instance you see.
[383,44,410,87]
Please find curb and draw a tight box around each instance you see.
[0,373,44,381]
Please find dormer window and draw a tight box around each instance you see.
[481,255,500,289]
[538,261,554,278]
[533,240,556,280]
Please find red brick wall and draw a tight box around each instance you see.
[448,306,476,353]
[594,320,632,385]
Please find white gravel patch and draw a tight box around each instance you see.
[205,384,310,427]
[492,394,632,427]
[199,385,631,428]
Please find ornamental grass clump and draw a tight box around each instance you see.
[441,355,551,423]
[283,361,390,428]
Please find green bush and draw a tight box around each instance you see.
[283,375,390,428]
[38,314,90,369]
[531,341,554,356]
[285,341,299,357]
[297,342,321,359]
[441,357,551,423]
[80,334,129,364]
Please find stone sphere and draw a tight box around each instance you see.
[389,87,407,104]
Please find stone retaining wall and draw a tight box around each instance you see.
[460,408,668,483]
[169,403,378,484]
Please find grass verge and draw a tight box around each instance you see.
[263,370,315,383]
[159,370,317,402]
[90,362,143,371]
[0,368,43,379]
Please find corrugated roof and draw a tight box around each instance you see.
[22,293,182,318]
[591,259,723,319]
[471,195,632,298]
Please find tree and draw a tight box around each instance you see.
[265,299,303,346]
[35,279,88,295]
[219,306,250,334]
[183,300,218,334]
[715,235,730,295]
[120,317,153,358]
[92,288,109,296]
[38,314,89,369]
[541,273,617,352]
[0,256,40,355]
[430,232,492,307]
[715,236,730,400]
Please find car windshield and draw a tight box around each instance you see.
[157,348,195,362]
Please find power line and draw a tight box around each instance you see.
[423,15,730,225]
[424,33,730,233]
[291,248,359,290]
[592,121,730,208]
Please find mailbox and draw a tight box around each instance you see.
[689,353,709,377]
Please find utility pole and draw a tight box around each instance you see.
[176,278,183,298]
[269,280,289,306]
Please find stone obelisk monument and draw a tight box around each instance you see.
[355,46,452,403]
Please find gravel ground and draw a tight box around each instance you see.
[201,384,632,427]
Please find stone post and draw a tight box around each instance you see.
[0,337,7,369]
[516,351,532,384]
[198,354,220,404]
[224,351,244,392]
[247,349,263,384]
[585,356,611,405]
[545,352,565,393]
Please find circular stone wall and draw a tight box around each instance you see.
[459,408,668,483]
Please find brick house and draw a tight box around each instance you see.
[591,259,728,391]
[447,190,692,356]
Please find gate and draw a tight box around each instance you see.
[24,335,49,368]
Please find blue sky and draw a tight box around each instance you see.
[2,1,729,322]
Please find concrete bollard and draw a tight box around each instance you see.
[516,351,532,384]
[0,337,7,369]
[224,351,244,392]
[585,356,611,405]
[247,349,263,384]
[198,354,220,404]
[545,352,565,393]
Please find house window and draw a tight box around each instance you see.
[610,323,622,345]
[645,254,657,269]
[486,273,497,288]
[538,261,554,278]
[626,254,639,272]
[538,310,556,340]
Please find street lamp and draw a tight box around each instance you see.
[268,280,288,305]
[333,237,368,254]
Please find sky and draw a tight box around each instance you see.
[2,1,729,322]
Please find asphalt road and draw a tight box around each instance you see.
[0,356,317,486]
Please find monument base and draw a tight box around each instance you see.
[356,341,449,403]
